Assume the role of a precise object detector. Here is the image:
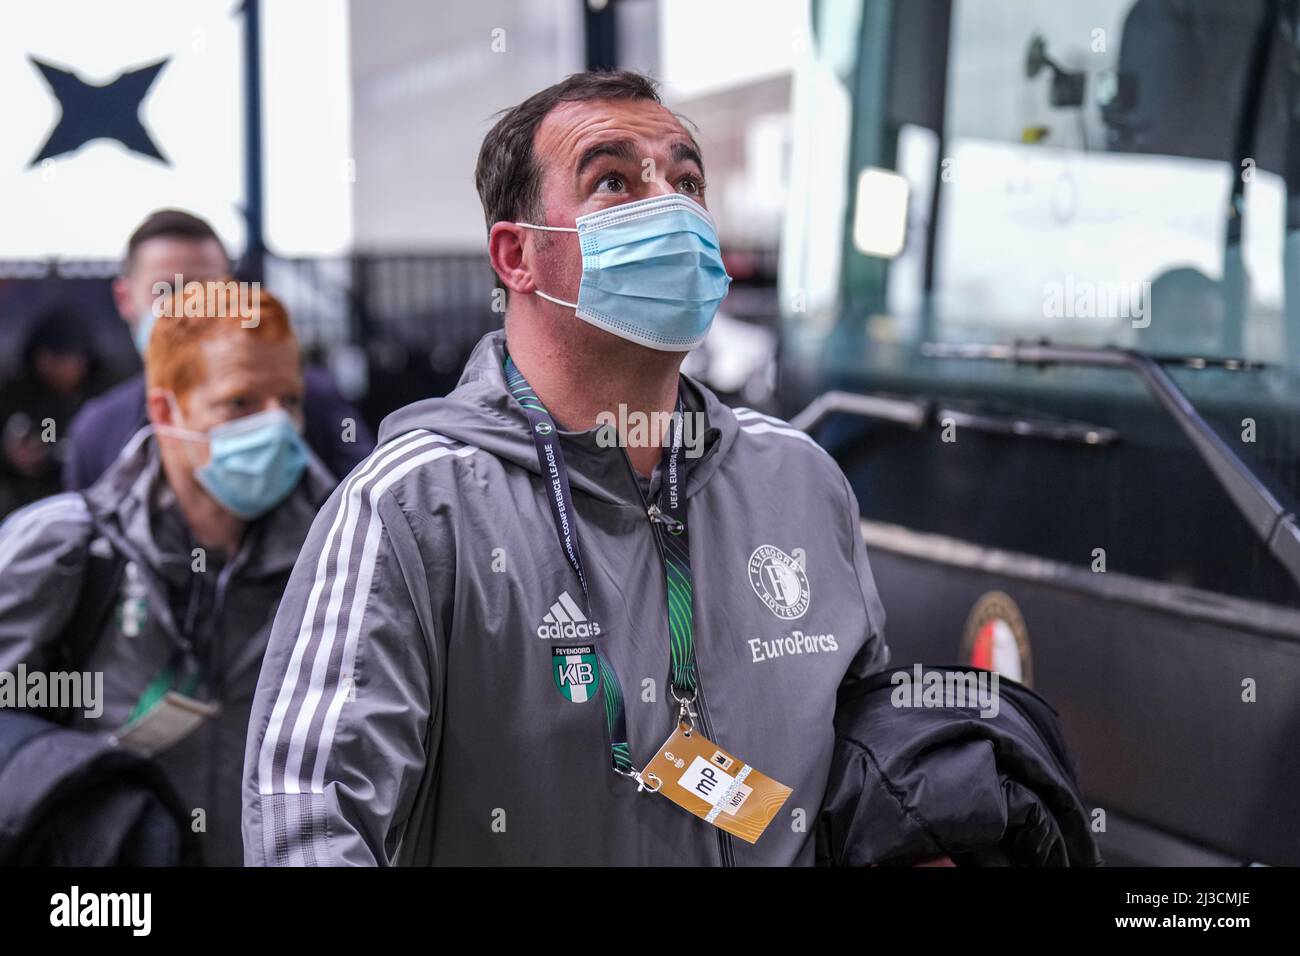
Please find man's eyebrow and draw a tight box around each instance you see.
[575,139,638,178]
[671,141,705,175]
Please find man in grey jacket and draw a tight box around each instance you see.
[0,285,334,865]
[243,70,889,866]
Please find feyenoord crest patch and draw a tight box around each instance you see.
[552,645,600,703]
[960,591,1033,686]
[747,545,810,620]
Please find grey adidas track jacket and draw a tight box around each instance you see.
[242,330,888,866]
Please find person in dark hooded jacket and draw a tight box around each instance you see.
[0,304,110,517]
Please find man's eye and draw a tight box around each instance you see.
[596,174,626,193]
[678,176,705,196]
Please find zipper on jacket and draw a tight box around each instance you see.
[191,531,252,864]
[645,504,683,534]
[621,447,736,868]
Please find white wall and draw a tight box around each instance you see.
[348,0,584,251]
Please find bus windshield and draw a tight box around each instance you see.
[831,0,1299,365]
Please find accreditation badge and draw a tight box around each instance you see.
[640,723,792,844]
[552,645,600,703]
[112,691,220,757]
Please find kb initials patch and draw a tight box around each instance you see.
[552,645,600,703]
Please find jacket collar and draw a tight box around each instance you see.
[389,330,737,509]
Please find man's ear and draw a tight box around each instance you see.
[146,387,177,428]
[488,221,536,295]
[111,275,135,325]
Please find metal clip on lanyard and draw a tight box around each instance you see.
[504,354,699,782]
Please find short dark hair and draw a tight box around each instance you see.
[124,209,227,272]
[474,70,664,232]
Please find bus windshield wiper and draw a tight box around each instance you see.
[920,341,1300,590]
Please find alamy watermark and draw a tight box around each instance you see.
[889,663,1000,718]
[595,405,706,458]
[0,664,103,719]
[50,886,151,936]
[1043,274,1151,329]
[151,276,261,328]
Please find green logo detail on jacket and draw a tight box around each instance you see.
[552,645,600,703]
[116,561,149,637]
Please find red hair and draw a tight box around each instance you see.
[146,280,297,405]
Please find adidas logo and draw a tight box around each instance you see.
[536,591,602,640]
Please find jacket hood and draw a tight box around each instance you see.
[376,330,739,506]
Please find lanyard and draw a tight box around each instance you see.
[504,355,698,778]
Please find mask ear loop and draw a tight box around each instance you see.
[153,393,211,471]
[514,222,577,232]
[533,289,579,310]
[512,221,581,309]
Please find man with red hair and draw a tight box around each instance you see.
[0,282,334,865]
[63,208,374,491]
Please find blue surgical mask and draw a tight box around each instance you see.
[134,308,158,355]
[157,405,309,519]
[516,194,732,351]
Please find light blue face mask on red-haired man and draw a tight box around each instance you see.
[515,193,732,352]
[155,403,309,520]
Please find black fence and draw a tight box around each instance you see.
[263,253,504,426]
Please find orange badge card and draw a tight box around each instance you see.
[641,724,791,844]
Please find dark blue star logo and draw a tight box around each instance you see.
[28,57,170,167]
